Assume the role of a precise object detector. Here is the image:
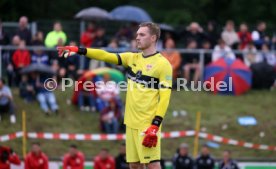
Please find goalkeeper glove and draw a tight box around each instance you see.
[56,46,87,58]
[142,116,163,148]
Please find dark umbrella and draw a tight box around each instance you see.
[110,5,152,23]
[20,64,55,75]
[75,7,112,20]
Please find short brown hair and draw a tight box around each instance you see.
[139,22,161,42]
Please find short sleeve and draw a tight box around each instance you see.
[117,52,133,67]
[159,60,173,89]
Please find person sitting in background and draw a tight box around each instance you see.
[66,41,80,80]
[94,148,115,169]
[243,42,259,66]
[0,78,16,123]
[32,31,44,46]
[0,146,20,169]
[15,16,32,45]
[45,21,67,48]
[162,38,181,79]
[25,142,48,169]
[203,21,219,48]
[0,19,10,45]
[258,44,276,67]
[212,39,236,62]
[96,74,121,112]
[195,145,215,169]
[182,40,201,86]
[252,21,268,50]
[12,40,31,84]
[221,20,239,49]
[78,77,96,112]
[19,75,35,102]
[29,73,59,115]
[237,23,252,50]
[115,143,129,169]
[100,99,121,134]
[31,45,50,65]
[63,144,84,169]
[218,150,239,169]
[80,22,96,47]
[202,40,212,65]
[172,143,193,169]
[182,22,204,47]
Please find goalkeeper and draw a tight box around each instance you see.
[57,22,172,169]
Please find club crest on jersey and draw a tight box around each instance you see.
[146,64,153,71]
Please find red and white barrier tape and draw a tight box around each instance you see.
[198,132,276,151]
[1,131,275,151]
[0,132,23,142]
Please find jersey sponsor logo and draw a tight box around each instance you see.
[144,156,150,159]
[136,70,142,78]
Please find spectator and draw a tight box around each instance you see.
[0,78,16,123]
[100,99,121,134]
[243,42,259,66]
[221,20,239,49]
[63,144,84,169]
[45,21,67,48]
[237,23,252,50]
[32,31,44,46]
[0,19,10,45]
[12,35,21,46]
[94,148,115,169]
[172,143,193,169]
[25,142,49,169]
[66,41,80,79]
[258,44,276,66]
[182,40,201,86]
[115,143,129,169]
[202,40,212,65]
[78,77,96,112]
[96,74,120,110]
[15,16,32,45]
[252,21,268,49]
[162,38,182,79]
[30,73,59,115]
[203,21,219,48]
[31,46,50,65]
[0,146,20,169]
[91,27,108,69]
[195,145,215,169]
[218,150,239,169]
[212,39,236,62]
[19,75,35,102]
[80,22,96,47]
[12,40,31,84]
[182,22,204,47]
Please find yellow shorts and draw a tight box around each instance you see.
[126,126,161,164]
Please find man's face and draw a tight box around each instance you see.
[223,151,230,161]
[201,147,209,156]
[32,144,41,154]
[136,27,155,50]
[99,150,108,160]
[179,147,188,156]
[69,147,77,156]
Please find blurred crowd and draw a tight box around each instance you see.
[0,143,240,169]
[0,15,276,128]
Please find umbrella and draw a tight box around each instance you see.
[110,5,152,23]
[250,62,276,89]
[75,7,112,20]
[20,63,55,75]
[204,58,252,95]
[158,23,174,31]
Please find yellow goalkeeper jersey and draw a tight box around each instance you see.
[85,49,172,130]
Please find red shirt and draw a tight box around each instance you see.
[63,152,84,169]
[0,153,20,169]
[12,49,31,69]
[80,29,95,47]
[24,152,48,169]
[237,31,252,49]
[94,156,115,169]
